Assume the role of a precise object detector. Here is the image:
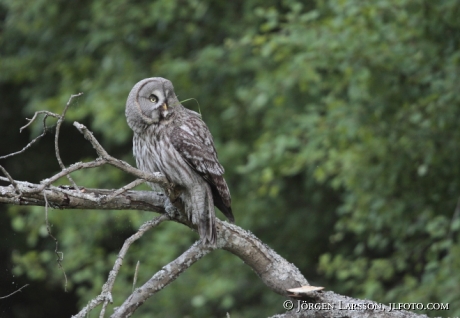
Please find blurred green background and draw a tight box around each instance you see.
[1,0,459,317]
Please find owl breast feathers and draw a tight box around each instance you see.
[125,77,234,246]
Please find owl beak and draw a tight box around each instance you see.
[162,103,168,111]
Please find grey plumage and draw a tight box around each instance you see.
[125,77,234,246]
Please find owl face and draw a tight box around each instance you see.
[126,77,178,131]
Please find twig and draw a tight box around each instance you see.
[100,179,146,204]
[0,284,30,299]
[54,93,83,190]
[19,110,60,133]
[73,122,169,188]
[99,297,110,318]
[17,159,107,195]
[43,192,68,292]
[0,164,21,194]
[180,98,202,116]
[73,214,170,318]
[111,240,213,318]
[0,112,56,160]
[2,118,166,199]
[132,260,140,292]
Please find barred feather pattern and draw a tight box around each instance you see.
[128,79,233,246]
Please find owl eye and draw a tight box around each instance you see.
[149,94,158,103]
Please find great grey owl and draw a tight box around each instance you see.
[125,77,234,246]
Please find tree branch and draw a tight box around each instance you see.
[0,99,428,318]
[0,182,427,318]
[0,179,167,212]
[0,111,57,160]
[0,284,29,300]
[54,93,83,190]
[111,240,213,318]
[43,192,68,291]
[73,214,170,318]
[72,122,169,189]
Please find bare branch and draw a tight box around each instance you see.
[54,93,83,190]
[0,164,21,194]
[28,159,107,194]
[0,112,55,160]
[0,101,429,318]
[0,284,30,300]
[72,122,169,188]
[100,179,146,204]
[72,214,169,318]
[111,240,213,318]
[0,181,167,212]
[132,260,140,292]
[99,301,109,318]
[110,218,309,317]
[43,192,68,291]
[19,110,60,133]
[0,181,427,318]
[220,220,308,295]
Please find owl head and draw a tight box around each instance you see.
[125,77,180,133]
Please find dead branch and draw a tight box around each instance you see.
[72,122,169,189]
[0,111,57,160]
[0,164,20,194]
[73,214,170,318]
[44,192,68,291]
[132,260,140,292]
[111,240,213,318]
[0,182,427,318]
[0,97,428,318]
[101,179,146,204]
[1,179,309,300]
[0,284,30,300]
[0,179,166,212]
[54,93,83,190]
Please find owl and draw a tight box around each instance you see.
[125,77,234,246]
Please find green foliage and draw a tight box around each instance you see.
[1,0,459,316]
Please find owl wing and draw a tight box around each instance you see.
[170,114,234,222]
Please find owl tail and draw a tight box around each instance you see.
[186,184,217,247]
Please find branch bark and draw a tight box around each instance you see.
[0,179,167,213]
